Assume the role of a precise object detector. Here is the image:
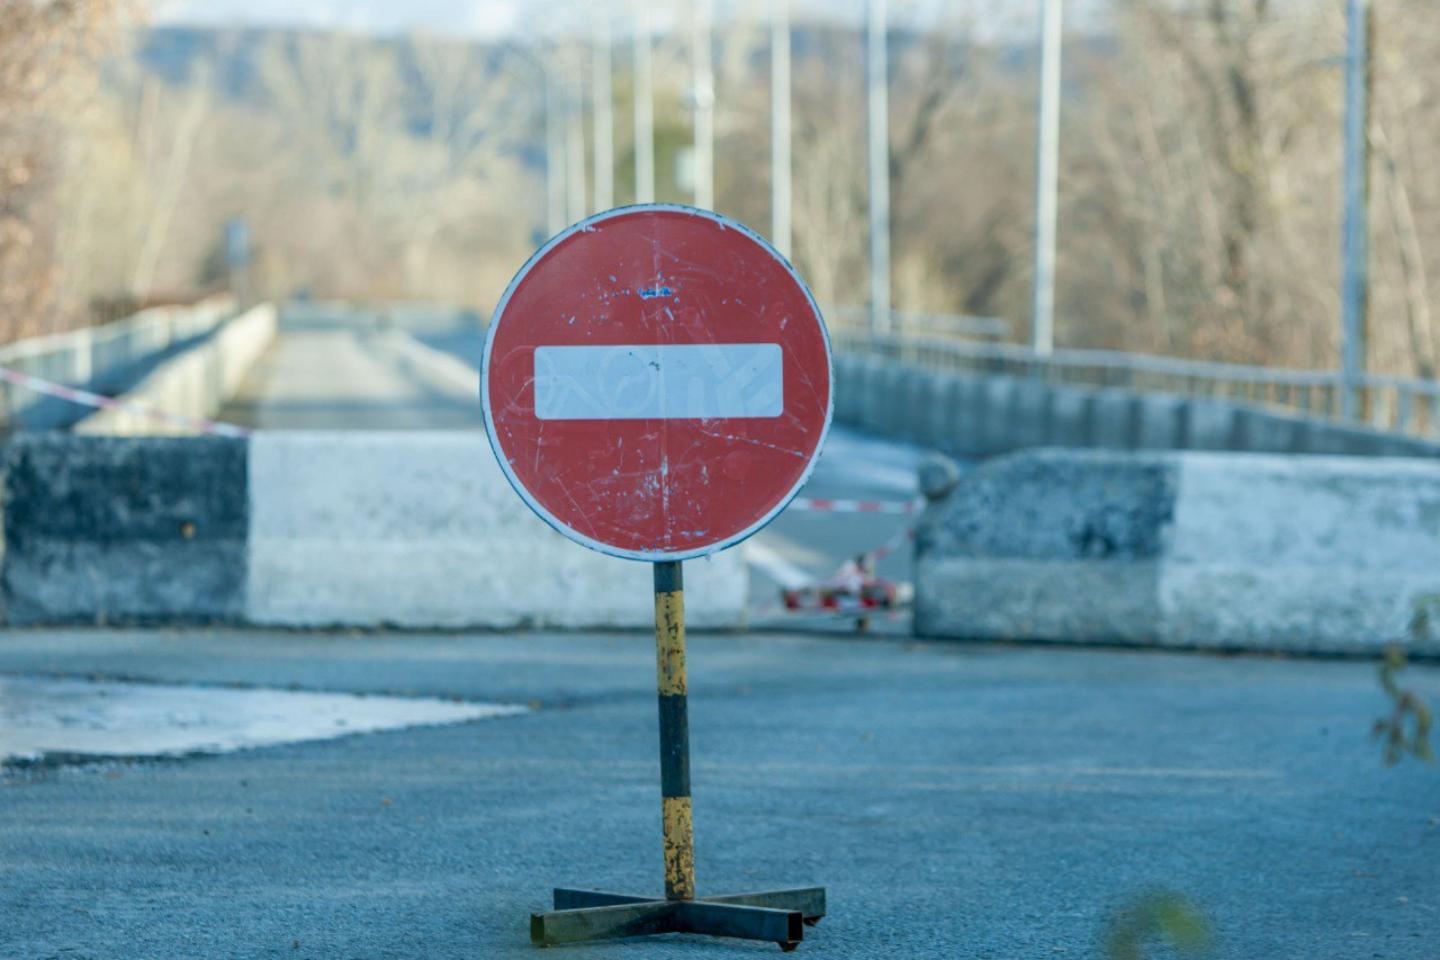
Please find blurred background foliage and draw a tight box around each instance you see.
[2,0,1439,380]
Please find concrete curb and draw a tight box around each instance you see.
[915,448,1440,654]
[2,433,748,629]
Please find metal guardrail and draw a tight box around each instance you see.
[836,331,1440,441]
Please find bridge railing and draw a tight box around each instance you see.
[834,330,1440,441]
[0,296,234,430]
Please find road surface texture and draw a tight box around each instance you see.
[221,324,480,431]
[2,628,1436,958]
[222,319,926,627]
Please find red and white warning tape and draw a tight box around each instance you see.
[787,496,920,515]
[0,366,251,438]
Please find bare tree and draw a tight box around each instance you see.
[1071,0,1344,364]
[203,29,541,307]
[1371,0,1440,380]
[25,2,1439,383]
[0,0,126,343]
[788,23,869,317]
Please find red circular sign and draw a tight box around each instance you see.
[482,205,833,561]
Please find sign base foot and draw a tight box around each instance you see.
[530,886,826,950]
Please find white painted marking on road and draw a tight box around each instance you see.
[534,343,782,420]
[743,538,816,590]
[0,676,527,764]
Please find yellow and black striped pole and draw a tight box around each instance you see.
[529,557,825,947]
[653,560,696,902]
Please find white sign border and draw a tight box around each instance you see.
[480,203,835,563]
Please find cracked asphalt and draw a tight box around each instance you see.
[2,627,1437,959]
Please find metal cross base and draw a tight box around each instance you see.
[531,886,826,951]
[531,564,824,951]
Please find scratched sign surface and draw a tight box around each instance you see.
[482,204,833,561]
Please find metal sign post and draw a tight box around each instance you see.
[482,205,832,950]
[530,561,825,949]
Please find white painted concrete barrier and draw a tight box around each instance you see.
[2,431,749,628]
[915,449,1440,653]
[246,432,748,630]
[75,304,277,436]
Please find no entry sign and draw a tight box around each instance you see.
[482,205,833,561]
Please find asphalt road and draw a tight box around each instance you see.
[220,320,928,625]
[220,323,480,431]
[2,628,1436,958]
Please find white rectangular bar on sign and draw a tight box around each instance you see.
[533,343,783,420]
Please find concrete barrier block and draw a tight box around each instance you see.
[1046,386,1094,447]
[1236,407,1304,454]
[1135,394,1186,450]
[1092,389,1138,449]
[831,355,1440,462]
[1289,415,1440,458]
[880,365,912,437]
[1161,454,1440,650]
[2,435,249,624]
[915,449,1171,644]
[898,371,931,442]
[1378,434,1440,458]
[1184,399,1240,450]
[979,377,1018,455]
[917,372,952,449]
[944,375,986,457]
[927,374,961,451]
[834,355,864,425]
[1349,431,1400,456]
[3,431,749,630]
[1294,421,1346,455]
[246,432,748,630]
[881,366,911,439]
[914,448,1440,653]
[918,453,962,501]
[859,359,890,434]
[1009,380,1051,450]
[917,557,1165,645]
